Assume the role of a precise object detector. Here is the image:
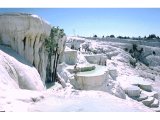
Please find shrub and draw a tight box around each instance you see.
[153,51,156,55]
[129,59,136,67]
[129,49,133,53]
[139,48,143,53]
[71,44,75,49]
[124,48,128,52]
[132,44,137,51]
[93,50,97,54]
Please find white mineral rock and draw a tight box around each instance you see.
[142,97,155,107]
[0,13,51,82]
[0,13,66,83]
[0,45,45,90]
[125,86,141,97]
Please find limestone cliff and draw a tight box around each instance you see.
[0,13,65,83]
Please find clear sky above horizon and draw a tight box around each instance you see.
[0,8,160,37]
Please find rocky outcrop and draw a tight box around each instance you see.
[125,86,141,97]
[111,83,126,99]
[150,99,159,108]
[84,54,107,65]
[142,91,159,99]
[66,37,85,50]
[0,13,66,83]
[62,46,78,65]
[137,93,148,101]
[0,45,45,90]
[139,82,153,92]
[142,97,155,107]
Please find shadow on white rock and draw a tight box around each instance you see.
[0,45,45,91]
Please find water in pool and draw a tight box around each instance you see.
[77,65,108,76]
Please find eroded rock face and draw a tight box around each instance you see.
[0,13,66,83]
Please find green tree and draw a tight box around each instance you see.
[138,36,141,40]
[45,26,65,83]
[132,44,138,52]
[93,35,97,38]
[117,36,123,39]
[110,35,115,38]
[147,34,156,39]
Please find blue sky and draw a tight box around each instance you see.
[0,8,160,37]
